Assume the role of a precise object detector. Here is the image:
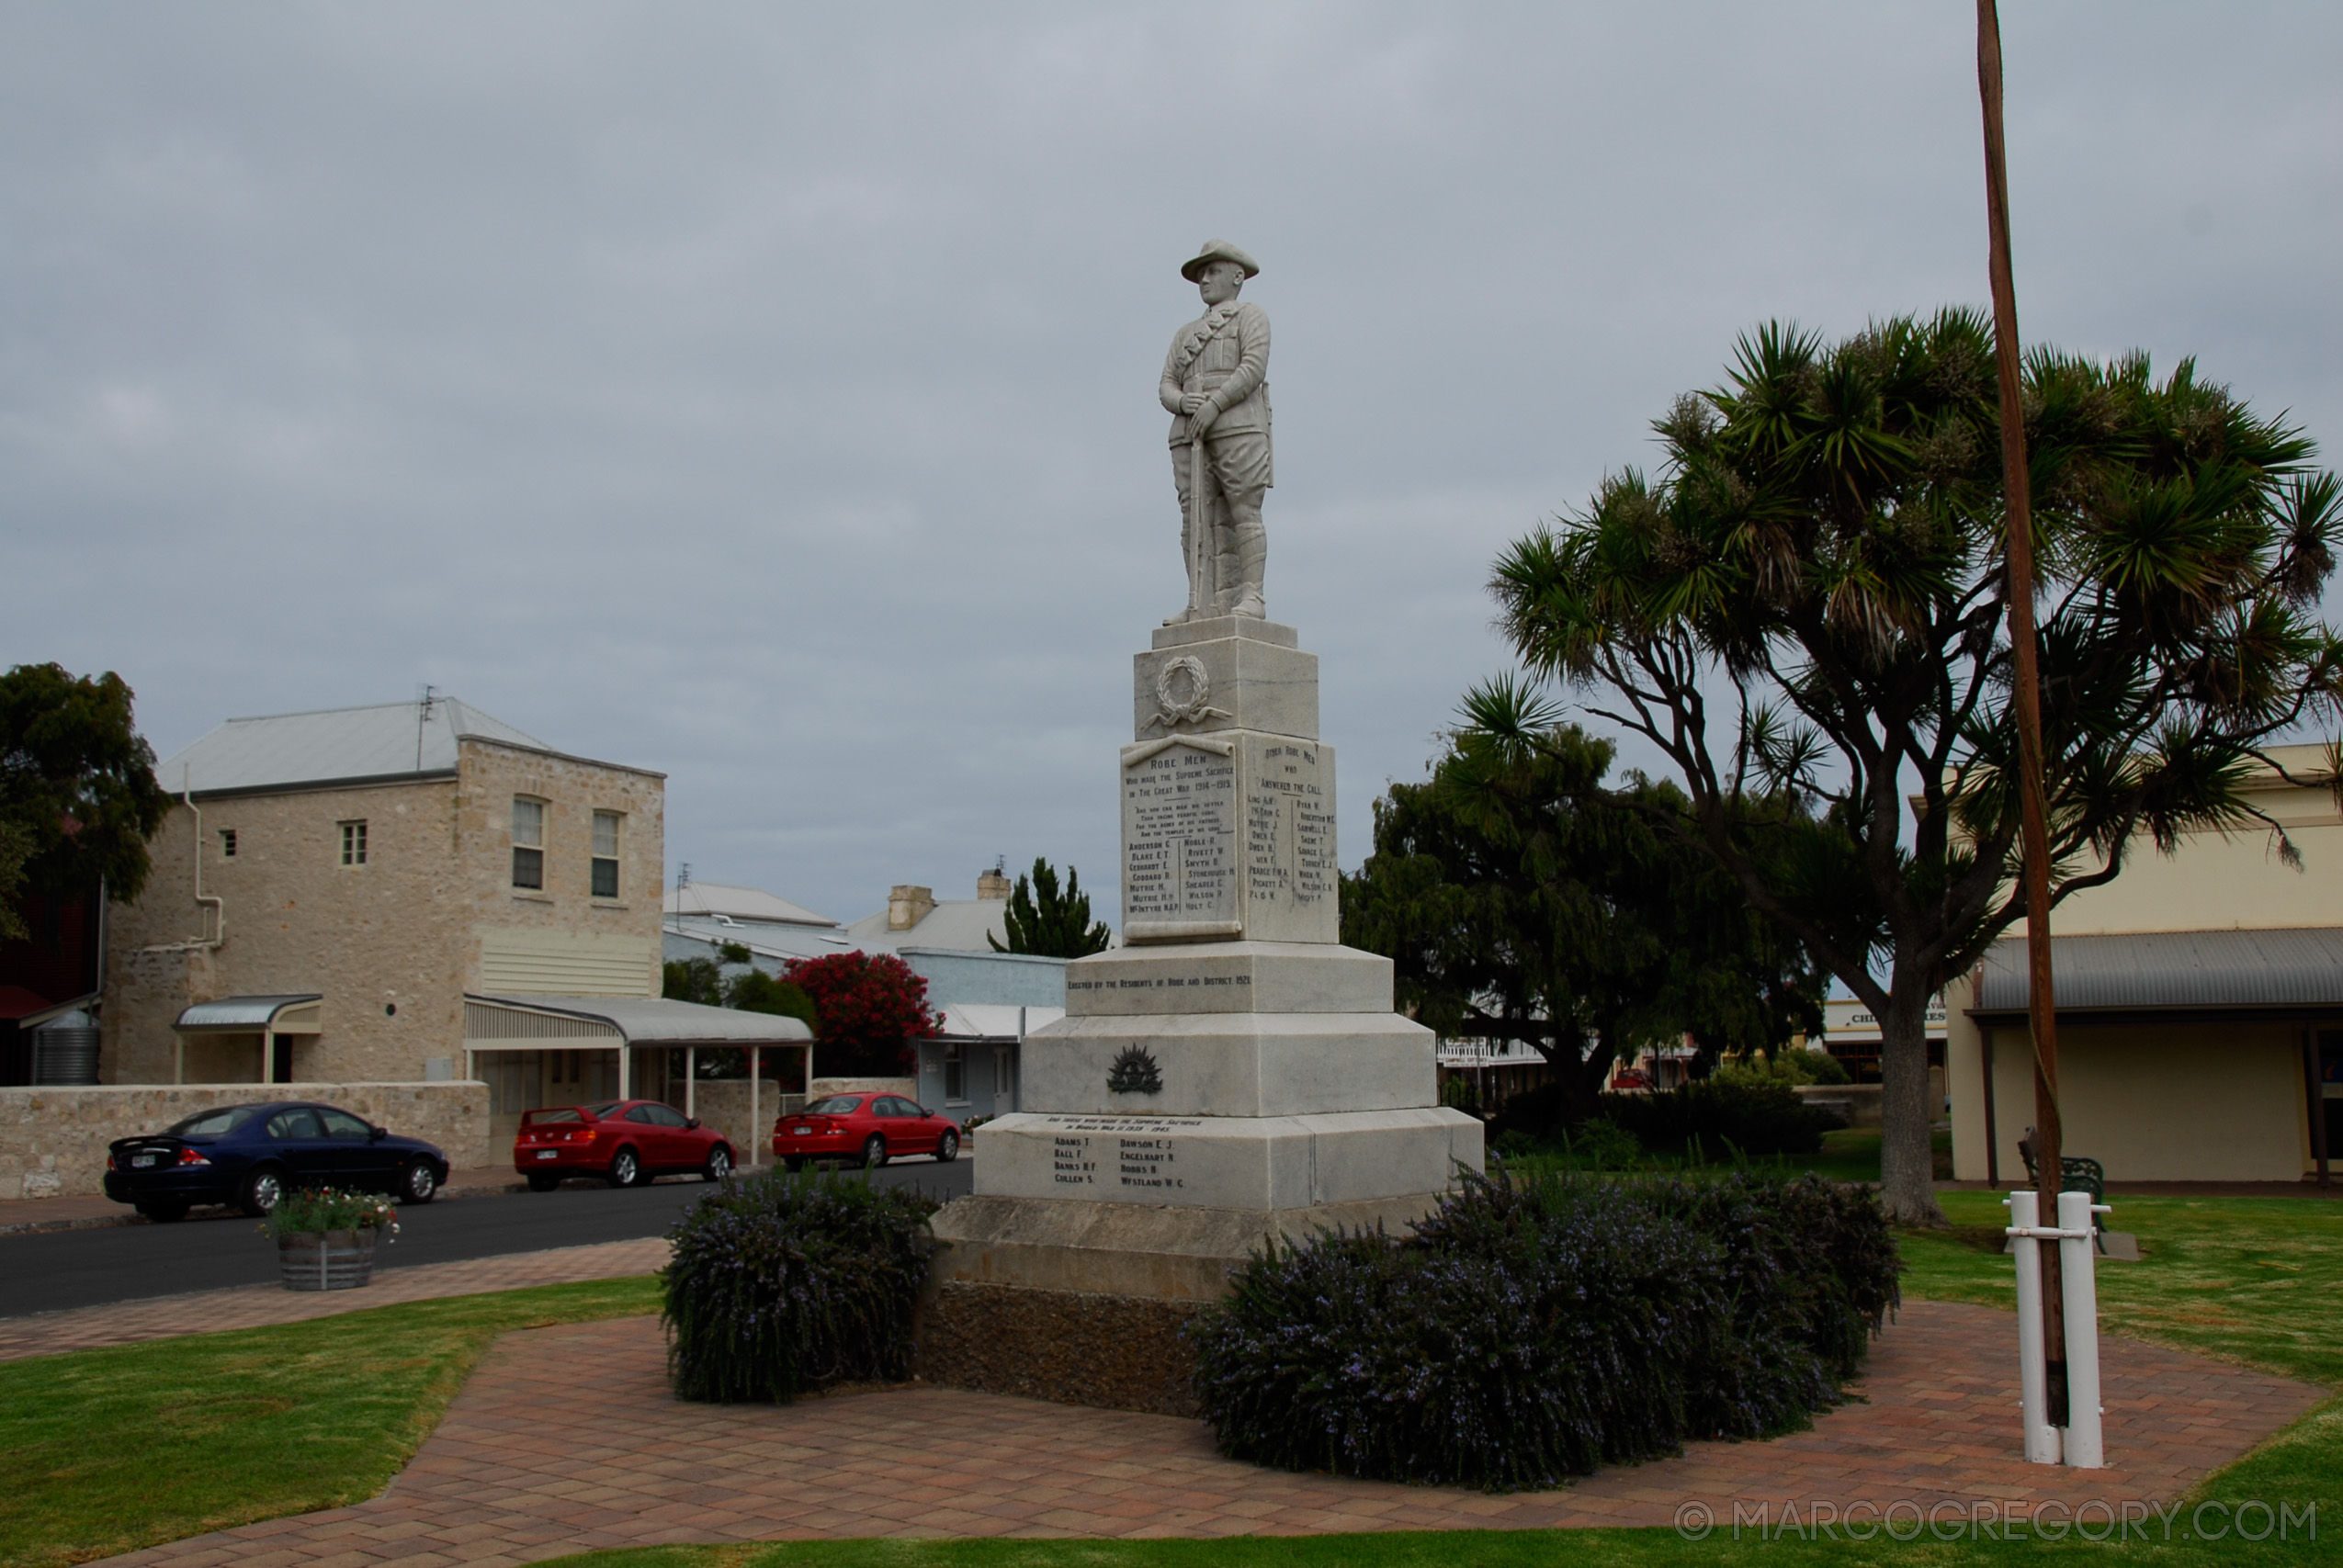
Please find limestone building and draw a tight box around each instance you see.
[106,697,683,1110]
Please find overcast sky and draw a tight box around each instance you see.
[6,4,2339,928]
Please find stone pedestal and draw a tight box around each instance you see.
[917,618,1482,1414]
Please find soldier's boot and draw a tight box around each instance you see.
[1225,514,1267,619]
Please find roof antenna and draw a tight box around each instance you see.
[414,684,439,773]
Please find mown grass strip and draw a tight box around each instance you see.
[0,1274,661,1568]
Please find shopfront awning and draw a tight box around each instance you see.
[463,994,811,1048]
[174,995,323,1033]
[1971,927,2343,1023]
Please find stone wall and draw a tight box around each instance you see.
[0,1081,491,1199]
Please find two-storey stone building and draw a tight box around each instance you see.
[99,696,806,1146]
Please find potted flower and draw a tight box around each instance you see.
[266,1187,399,1292]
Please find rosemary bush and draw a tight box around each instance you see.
[662,1167,938,1404]
[1190,1168,1898,1489]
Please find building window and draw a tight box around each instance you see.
[944,1041,966,1103]
[995,1046,1013,1097]
[512,796,545,889]
[219,829,237,859]
[591,811,621,898]
[338,820,368,866]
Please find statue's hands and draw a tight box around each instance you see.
[1180,393,1208,415]
[1188,401,1220,438]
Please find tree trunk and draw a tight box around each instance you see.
[1877,979,1947,1225]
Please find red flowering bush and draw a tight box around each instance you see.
[779,951,939,1077]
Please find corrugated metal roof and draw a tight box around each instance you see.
[175,995,323,1031]
[663,882,837,928]
[1975,927,2343,1013]
[843,898,1011,953]
[467,994,811,1044]
[157,698,552,795]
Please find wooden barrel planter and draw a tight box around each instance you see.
[277,1228,379,1292]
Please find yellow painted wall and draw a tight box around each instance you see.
[1949,982,2311,1182]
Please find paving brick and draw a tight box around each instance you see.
[77,1301,2324,1565]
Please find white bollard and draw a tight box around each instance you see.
[2007,1190,2063,1465]
[2057,1190,2109,1469]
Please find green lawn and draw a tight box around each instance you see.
[4,1196,2337,1568]
[0,1275,661,1568]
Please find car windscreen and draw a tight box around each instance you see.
[526,1108,584,1124]
[166,1105,265,1137]
[803,1096,865,1116]
[581,1102,627,1120]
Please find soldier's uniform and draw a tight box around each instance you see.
[1160,241,1272,620]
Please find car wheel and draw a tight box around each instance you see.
[137,1200,190,1223]
[607,1147,642,1189]
[782,1156,805,1173]
[934,1129,959,1163]
[526,1172,561,1193]
[400,1160,439,1204]
[861,1134,887,1170]
[238,1166,288,1217]
[704,1145,732,1183]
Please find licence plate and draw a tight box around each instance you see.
[131,1154,157,1168]
[792,1127,810,1136]
[536,1150,559,1159]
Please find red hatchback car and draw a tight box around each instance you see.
[515,1100,736,1190]
[772,1092,959,1170]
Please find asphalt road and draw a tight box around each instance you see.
[0,1157,974,1320]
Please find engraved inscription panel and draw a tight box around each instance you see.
[1030,1116,1203,1195]
[1123,744,1237,927]
[1246,739,1335,913]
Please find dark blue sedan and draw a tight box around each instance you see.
[102,1101,450,1222]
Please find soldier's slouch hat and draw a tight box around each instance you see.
[1180,239,1261,282]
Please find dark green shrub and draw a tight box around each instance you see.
[1602,1075,1839,1157]
[662,1168,938,1403]
[1189,1168,1899,1489]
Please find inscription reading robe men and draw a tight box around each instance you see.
[1122,742,1237,925]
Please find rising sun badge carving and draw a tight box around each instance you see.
[1106,1044,1164,1095]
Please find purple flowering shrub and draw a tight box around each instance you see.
[662,1167,938,1404]
[1188,1168,1898,1489]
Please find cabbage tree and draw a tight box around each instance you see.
[1484,312,2342,1222]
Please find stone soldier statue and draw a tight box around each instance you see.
[1160,239,1271,622]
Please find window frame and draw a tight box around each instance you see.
[219,829,237,860]
[943,1041,967,1105]
[511,795,547,890]
[590,809,622,899]
[338,819,368,867]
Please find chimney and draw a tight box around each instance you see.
[888,885,935,931]
[977,866,1013,901]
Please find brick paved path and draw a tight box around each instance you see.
[0,1237,669,1361]
[99,1300,2324,1565]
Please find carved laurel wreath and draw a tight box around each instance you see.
[1149,655,1229,731]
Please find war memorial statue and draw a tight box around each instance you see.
[913,244,1481,1415]
[1161,239,1272,623]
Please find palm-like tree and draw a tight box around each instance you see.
[1483,311,2343,1222]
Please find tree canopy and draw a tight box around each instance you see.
[780,950,940,1077]
[1343,711,1823,1122]
[1486,311,2342,1220]
[662,945,821,1036]
[989,857,1112,958]
[0,665,173,906]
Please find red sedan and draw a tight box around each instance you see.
[772,1092,959,1170]
[515,1100,735,1190]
